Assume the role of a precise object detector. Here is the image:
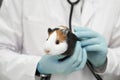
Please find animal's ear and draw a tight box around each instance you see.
[62,29,70,35]
[48,28,53,34]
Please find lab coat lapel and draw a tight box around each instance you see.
[81,0,97,26]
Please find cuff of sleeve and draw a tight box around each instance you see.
[93,58,107,73]
[96,48,116,75]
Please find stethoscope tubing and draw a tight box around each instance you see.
[67,0,80,5]
[67,0,80,31]
[67,0,102,80]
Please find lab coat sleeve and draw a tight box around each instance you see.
[99,14,120,76]
[0,0,41,80]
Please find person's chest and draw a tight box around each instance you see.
[21,0,116,55]
[21,0,83,55]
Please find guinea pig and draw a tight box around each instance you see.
[44,25,79,61]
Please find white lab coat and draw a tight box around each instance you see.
[0,0,120,80]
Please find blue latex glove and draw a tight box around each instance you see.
[74,27,107,67]
[37,41,87,74]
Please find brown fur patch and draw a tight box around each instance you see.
[47,26,68,41]
[56,30,67,42]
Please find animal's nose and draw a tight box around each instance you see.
[44,49,50,54]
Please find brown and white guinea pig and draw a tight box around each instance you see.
[44,26,79,61]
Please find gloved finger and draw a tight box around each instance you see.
[72,46,82,68]
[74,31,98,39]
[84,44,102,51]
[74,27,90,32]
[81,38,100,47]
[63,41,82,64]
[75,48,87,71]
[56,55,66,60]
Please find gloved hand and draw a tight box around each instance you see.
[37,41,87,74]
[74,27,107,67]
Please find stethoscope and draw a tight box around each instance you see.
[40,0,102,80]
[67,0,80,31]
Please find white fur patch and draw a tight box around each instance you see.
[44,31,68,55]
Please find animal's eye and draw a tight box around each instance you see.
[56,40,60,44]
